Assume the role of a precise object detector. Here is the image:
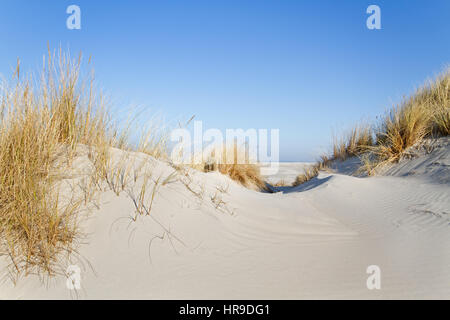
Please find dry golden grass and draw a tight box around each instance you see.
[366,68,450,173]
[0,51,113,277]
[0,49,166,278]
[294,68,449,183]
[173,116,267,190]
[332,124,373,161]
[193,144,267,190]
[273,179,288,187]
[136,117,169,159]
[293,123,374,186]
[433,103,450,136]
[292,155,331,187]
[218,162,266,190]
[293,165,319,186]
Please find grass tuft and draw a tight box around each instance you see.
[367,68,450,173]
[0,49,166,278]
[194,143,267,190]
[294,67,450,183]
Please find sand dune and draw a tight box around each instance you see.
[1,140,449,299]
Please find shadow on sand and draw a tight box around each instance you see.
[270,175,333,194]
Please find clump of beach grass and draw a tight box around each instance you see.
[0,49,166,278]
[293,123,374,187]
[332,125,373,161]
[292,156,331,187]
[0,51,106,277]
[365,68,450,174]
[294,67,450,184]
[192,143,267,190]
[293,123,374,186]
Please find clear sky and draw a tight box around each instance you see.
[0,0,449,161]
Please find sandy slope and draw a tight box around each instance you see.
[1,141,449,299]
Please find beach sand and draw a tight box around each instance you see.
[1,139,449,299]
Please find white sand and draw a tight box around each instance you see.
[1,139,449,299]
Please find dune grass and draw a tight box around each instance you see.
[332,125,373,161]
[216,161,266,190]
[293,166,320,186]
[0,52,105,276]
[0,49,166,278]
[292,156,330,187]
[0,48,266,277]
[294,68,449,184]
[293,122,373,186]
[192,143,267,190]
[365,68,450,173]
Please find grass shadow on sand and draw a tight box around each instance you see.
[271,175,333,194]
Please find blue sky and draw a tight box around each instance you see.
[0,0,449,161]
